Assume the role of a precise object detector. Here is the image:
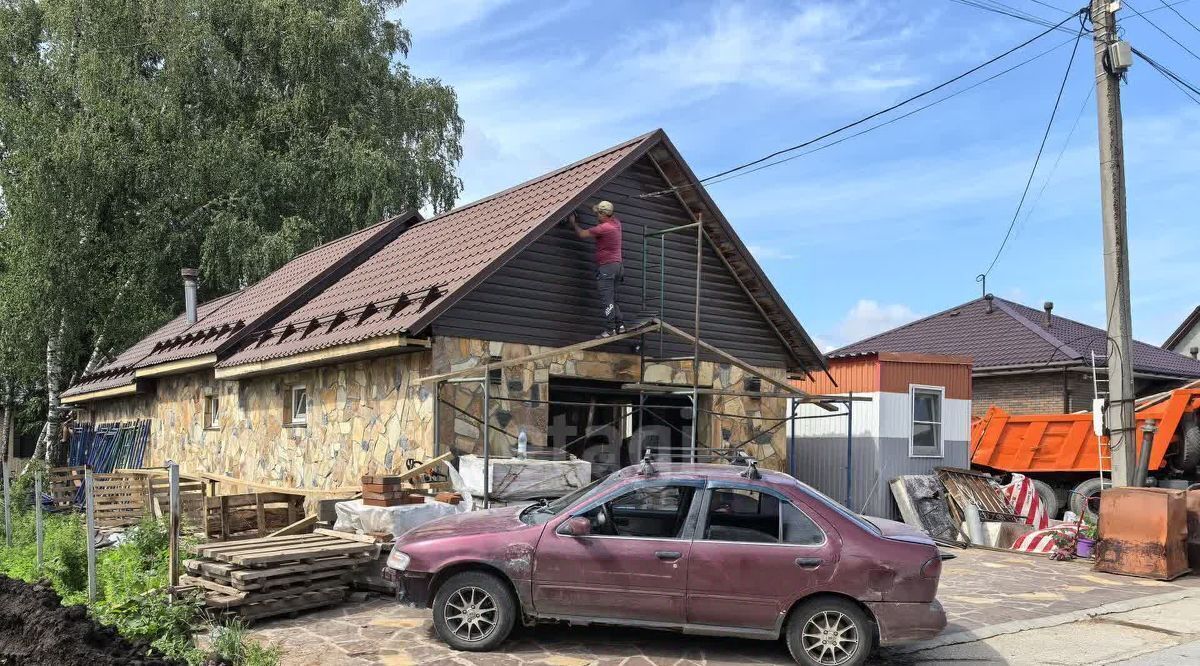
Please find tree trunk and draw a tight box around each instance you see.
[31,321,65,465]
[0,379,11,466]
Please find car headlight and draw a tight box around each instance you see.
[388,550,411,571]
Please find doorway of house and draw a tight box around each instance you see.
[548,378,694,480]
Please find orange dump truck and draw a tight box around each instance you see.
[970,388,1200,517]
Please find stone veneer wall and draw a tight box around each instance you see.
[437,337,789,471]
[81,335,789,491]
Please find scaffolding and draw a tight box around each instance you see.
[420,213,856,507]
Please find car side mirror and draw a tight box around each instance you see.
[556,516,592,537]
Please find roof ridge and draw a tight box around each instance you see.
[829,296,987,355]
[991,298,1081,361]
[416,129,662,226]
[1164,305,1200,349]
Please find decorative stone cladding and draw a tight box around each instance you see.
[81,336,789,491]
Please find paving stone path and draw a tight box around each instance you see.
[249,547,1200,665]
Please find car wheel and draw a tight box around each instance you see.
[785,597,876,666]
[431,571,516,652]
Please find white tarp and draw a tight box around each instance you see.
[458,455,591,501]
[331,461,474,538]
[333,498,469,538]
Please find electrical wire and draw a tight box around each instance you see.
[1159,0,1200,33]
[638,12,1082,199]
[1012,85,1094,238]
[980,26,1086,280]
[701,34,1083,189]
[1132,45,1200,102]
[947,0,1080,32]
[1125,0,1200,62]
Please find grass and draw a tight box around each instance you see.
[0,471,281,666]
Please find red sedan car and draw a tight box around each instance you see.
[385,462,946,666]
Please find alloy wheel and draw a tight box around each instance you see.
[801,610,859,665]
[443,586,498,643]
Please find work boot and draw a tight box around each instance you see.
[597,329,615,338]
[616,324,626,334]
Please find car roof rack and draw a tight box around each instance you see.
[739,459,761,480]
[639,449,657,476]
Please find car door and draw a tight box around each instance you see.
[534,480,701,625]
[685,483,839,632]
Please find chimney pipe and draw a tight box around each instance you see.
[984,293,994,314]
[181,268,199,325]
[1043,301,1054,327]
[1190,346,1199,360]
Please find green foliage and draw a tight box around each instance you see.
[0,0,463,403]
[0,514,279,665]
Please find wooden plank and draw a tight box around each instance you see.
[230,542,378,566]
[395,452,453,483]
[230,554,372,583]
[196,534,331,558]
[180,574,248,599]
[313,528,378,544]
[197,472,360,497]
[268,515,317,537]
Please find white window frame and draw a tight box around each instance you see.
[204,395,220,429]
[909,384,944,459]
[290,385,308,425]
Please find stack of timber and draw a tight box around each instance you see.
[182,529,379,621]
[205,492,306,541]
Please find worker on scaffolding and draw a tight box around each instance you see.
[570,200,625,337]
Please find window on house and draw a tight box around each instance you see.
[701,488,825,546]
[911,386,944,457]
[288,386,308,425]
[203,395,219,429]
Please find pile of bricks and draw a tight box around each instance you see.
[360,474,424,507]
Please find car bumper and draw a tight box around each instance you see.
[866,599,947,646]
[381,568,433,608]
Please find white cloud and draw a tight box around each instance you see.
[746,244,795,261]
[831,299,921,347]
[397,0,513,36]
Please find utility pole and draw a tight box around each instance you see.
[1091,0,1137,487]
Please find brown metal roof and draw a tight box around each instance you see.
[62,292,239,398]
[831,296,1200,379]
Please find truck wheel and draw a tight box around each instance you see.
[1178,414,1200,472]
[1031,479,1061,519]
[1069,478,1104,520]
[432,571,516,652]
[785,596,876,666]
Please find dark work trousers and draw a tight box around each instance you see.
[595,262,624,331]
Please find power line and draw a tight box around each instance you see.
[1028,0,1072,14]
[1012,85,1094,240]
[1132,44,1200,102]
[702,34,1083,189]
[1124,0,1200,62]
[1159,0,1200,33]
[640,11,1082,199]
[980,26,1086,280]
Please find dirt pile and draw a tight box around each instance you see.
[0,575,178,665]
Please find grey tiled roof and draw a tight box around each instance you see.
[831,296,1200,379]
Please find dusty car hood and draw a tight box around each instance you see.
[865,516,935,544]
[396,505,531,544]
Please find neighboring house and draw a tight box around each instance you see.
[789,353,972,520]
[61,130,825,491]
[831,296,1200,418]
[1164,306,1200,359]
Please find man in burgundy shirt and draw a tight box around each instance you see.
[570,200,625,337]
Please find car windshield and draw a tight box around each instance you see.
[795,480,882,535]
[520,473,616,525]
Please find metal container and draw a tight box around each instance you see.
[1093,487,1190,580]
[1187,488,1200,572]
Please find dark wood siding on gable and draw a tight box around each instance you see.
[433,156,795,369]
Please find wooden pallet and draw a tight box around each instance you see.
[90,473,149,528]
[184,530,379,621]
[205,491,305,541]
[47,466,85,508]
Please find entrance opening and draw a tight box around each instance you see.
[548,378,693,480]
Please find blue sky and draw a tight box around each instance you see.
[394,0,1199,351]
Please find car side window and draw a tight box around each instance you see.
[702,488,824,546]
[582,485,694,539]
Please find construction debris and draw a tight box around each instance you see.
[181,529,379,621]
